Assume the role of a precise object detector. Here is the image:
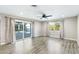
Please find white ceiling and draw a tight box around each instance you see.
[0,5,79,21]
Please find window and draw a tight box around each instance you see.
[48,22,60,31]
[15,22,23,31]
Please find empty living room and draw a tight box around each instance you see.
[0,5,79,54]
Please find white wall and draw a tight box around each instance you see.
[64,16,77,40]
[77,16,79,46]
[0,16,6,45]
[0,16,13,45]
[0,18,1,43]
[32,21,42,37]
[41,22,48,36]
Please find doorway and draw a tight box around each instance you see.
[15,20,31,40]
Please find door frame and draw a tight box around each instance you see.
[14,20,32,41]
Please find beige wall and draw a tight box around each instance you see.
[64,16,77,40]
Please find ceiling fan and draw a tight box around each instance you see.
[30,5,53,19]
[40,13,52,19]
[35,9,53,19]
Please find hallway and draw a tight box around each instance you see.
[0,37,78,54]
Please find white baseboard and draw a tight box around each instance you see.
[0,42,12,45]
[0,42,5,45]
[64,38,77,41]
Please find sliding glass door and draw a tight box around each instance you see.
[15,20,31,40]
[24,23,31,38]
[15,22,23,40]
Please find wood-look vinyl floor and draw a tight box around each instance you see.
[0,37,79,54]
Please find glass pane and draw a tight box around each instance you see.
[24,23,31,38]
[15,22,23,40]
[48,22,60,31]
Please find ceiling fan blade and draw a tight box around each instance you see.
[46,15,52,17]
